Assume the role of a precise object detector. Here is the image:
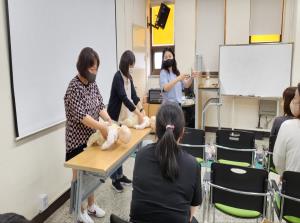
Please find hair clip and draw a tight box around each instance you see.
[166,124,175,130]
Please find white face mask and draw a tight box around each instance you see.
[290,99,300,117]
[129,67,134,76]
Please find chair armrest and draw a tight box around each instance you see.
[215,144,256,152]
[179,143,206,148]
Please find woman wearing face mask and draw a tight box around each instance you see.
[273,83,300,176]
[159,48,197,105]
[107,50,144,192]
[64,47,112,223]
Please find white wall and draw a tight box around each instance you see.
[282,0,297,43]
[292,0,300,85]
[175,0,196,74]
[196,0,224,72]
[225,0,250,44]
[0,2,70,219]
[116,0,148,97]
[250,0,282,35]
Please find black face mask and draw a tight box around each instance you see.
[162,59,174,68]
[82,71,96,83]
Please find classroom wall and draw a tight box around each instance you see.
[292,0,300,85]
[196,0,224,72]
[225,0,250,44]
[147,0,196,89]
[116,0,148,98]
[174,0,196,74]
[0,1,70,219]
[201,0,299,130]
[147,0,297,130]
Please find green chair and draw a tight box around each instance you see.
[215,129,256,167]
[271,171,300,223]
[207,163,269,223]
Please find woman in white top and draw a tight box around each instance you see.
[273,83,300,176]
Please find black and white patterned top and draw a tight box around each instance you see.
[64,76,105,152]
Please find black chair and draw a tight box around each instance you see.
[271,171,300,223]
[110,214,130,223]
[179,127,206,164]
[0,213,30,223]
[265,135,277,173]
[215,129,256,167]
[207,163,269,222]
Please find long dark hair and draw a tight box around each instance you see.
[283,86,296,116]
[161,47,180,76]
[119,50,135,79]
[155,102,185,181]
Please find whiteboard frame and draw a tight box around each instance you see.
[218,43,293,98]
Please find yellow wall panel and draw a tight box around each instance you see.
[152,4,174,46]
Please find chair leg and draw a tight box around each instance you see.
[207,200,211,223]
[202,192,206,223]
[69,180,77,214]
[213,204,216,223]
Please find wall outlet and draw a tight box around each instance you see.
[38,194,48,212]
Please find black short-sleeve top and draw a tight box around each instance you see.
[130,143,202,223]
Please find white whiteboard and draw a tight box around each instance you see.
[219,43,292,97]
[6,0,117,139]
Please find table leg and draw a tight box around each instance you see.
[74,170,83,223]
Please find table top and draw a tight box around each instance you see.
[64,128,151,175]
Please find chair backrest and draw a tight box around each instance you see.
[281,171,300,218]
[216,129,255,165]
[110,214,130,223]
[211,163,268,213]
[180,128,205,159]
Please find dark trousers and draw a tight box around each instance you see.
[110,166,123,181]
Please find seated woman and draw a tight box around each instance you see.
[274,83,300,176]
[270,86,296,137]
[130,102,202,223]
